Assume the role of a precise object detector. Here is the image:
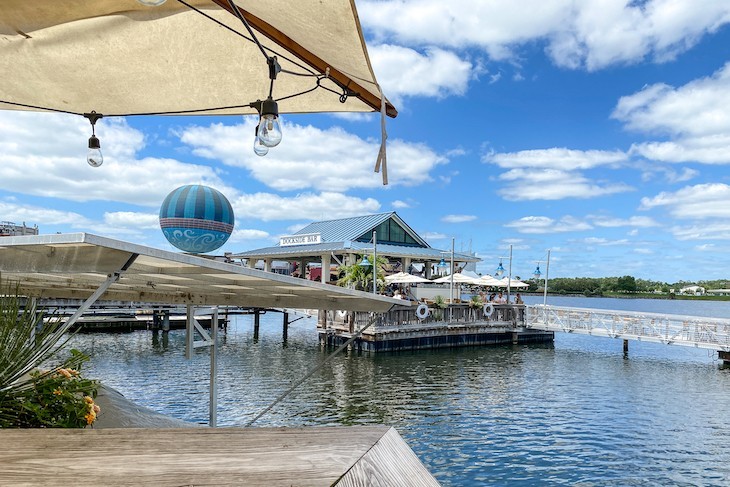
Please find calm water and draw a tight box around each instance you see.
[70,297,730,486]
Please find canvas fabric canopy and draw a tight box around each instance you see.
[384,272,430,284]
[0,0,396,118]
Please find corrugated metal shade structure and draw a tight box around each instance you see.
[0,0,397,118]
[0,233,400,312]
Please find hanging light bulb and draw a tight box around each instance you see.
[137,0,167,6]
[257,97,282,147]
[87,135,103,167]
[437,258,447,268]
[533,265,542,279]
[253,124,269,156]
[84,111,104,168]
[495,260,506,278]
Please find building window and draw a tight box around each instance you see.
[357,218,420,246]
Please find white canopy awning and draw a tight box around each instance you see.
[0,0,396,118]
[0,233,402,312]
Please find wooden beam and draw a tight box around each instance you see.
[209,0,398,118]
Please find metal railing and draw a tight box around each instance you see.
[350,304,526,331]
[526,305,730,352]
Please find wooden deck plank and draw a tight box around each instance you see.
[336,427,440,486]
[0,426,438,486]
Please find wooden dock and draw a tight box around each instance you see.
[0,426,440,486]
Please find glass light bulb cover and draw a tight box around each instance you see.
[258,114,282,147]
[253,136,269,156]
[87,148,103,167]
[137,0,167,6]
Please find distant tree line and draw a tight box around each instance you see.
[530,276,730,296]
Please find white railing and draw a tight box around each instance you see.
[526,305,730,352]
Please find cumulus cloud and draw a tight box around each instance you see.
[483,148,631,201]
[368,45,474,104]
[590,215,660,228]
[0,200,92,229]
[0,111,229,205]
[505,215,592,234]
[392,200,411,209]
[614,62,730,164]
[228,229,271,242]
[180,118,447,191]
[442,214,477,223]
[359,0,730,71]
[230,192,380,221]
[640,183,730,219]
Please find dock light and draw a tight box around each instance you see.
[495,260,506,278]
[437,258,447,268]
[533,265,542,279]
[84,111,103,167]
[359,256,371,267]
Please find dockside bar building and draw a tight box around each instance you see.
[230,212,480,282]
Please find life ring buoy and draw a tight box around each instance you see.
[337,310,347,318]
[416,304,430,320]
[483,303,494,318]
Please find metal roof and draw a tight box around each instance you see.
[0,233,402,312]
[234,240,479,262]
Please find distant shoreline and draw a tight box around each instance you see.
[521,292,730,302]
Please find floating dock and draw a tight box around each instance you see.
[319,303,554,352]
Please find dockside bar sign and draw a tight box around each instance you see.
[279,233,322,247]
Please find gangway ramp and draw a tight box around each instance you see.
[526,305,730,355]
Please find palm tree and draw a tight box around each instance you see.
[337,253,387,293]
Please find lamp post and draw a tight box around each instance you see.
[495,244,513,303]
[533,250,551,325]
[438,237,455,303]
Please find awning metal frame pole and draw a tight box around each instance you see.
[59,253,139,336]
[185,304,219,427]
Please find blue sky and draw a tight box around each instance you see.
[2,0,730,283]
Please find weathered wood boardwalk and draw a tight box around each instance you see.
[0,426,440,486]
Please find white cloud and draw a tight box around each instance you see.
[484,148,631,201]
[180,118,447,191]
[392,200,411,209]
[0,111,230,206]
[0,200,92,228]
[231,192,380,221]
[496,168,632,201]
[615,63,730,164]
[442,214,477,223]
[590,216,660,228]
[228,229,270,242]
[104,212,159,230]
[505,215,592,234]
[368,45,474,104]
[671,222,730,241]
[487,148,627,170]
[575,237,630,246]
[360,0,730,71]
[422,232,448,241]
[640,183,730,219]
[633,248,654,254]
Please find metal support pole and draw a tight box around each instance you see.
[449,237,454,304]
[372,230,377,296]
[507,244,512,303]
[543,250,551,307]
[185,305,194,360]
[209,307,218,427]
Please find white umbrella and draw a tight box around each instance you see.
[508,279,530,288]
[476,274,506,287]
[385,272,431,284]
[433,273,481,285]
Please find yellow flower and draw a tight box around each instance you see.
[68,369,79,376]
[83,396,94,404]
[84,411,96,425]
[52,389,62,396]
[57,369,72,379]
[93,404,101,414]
